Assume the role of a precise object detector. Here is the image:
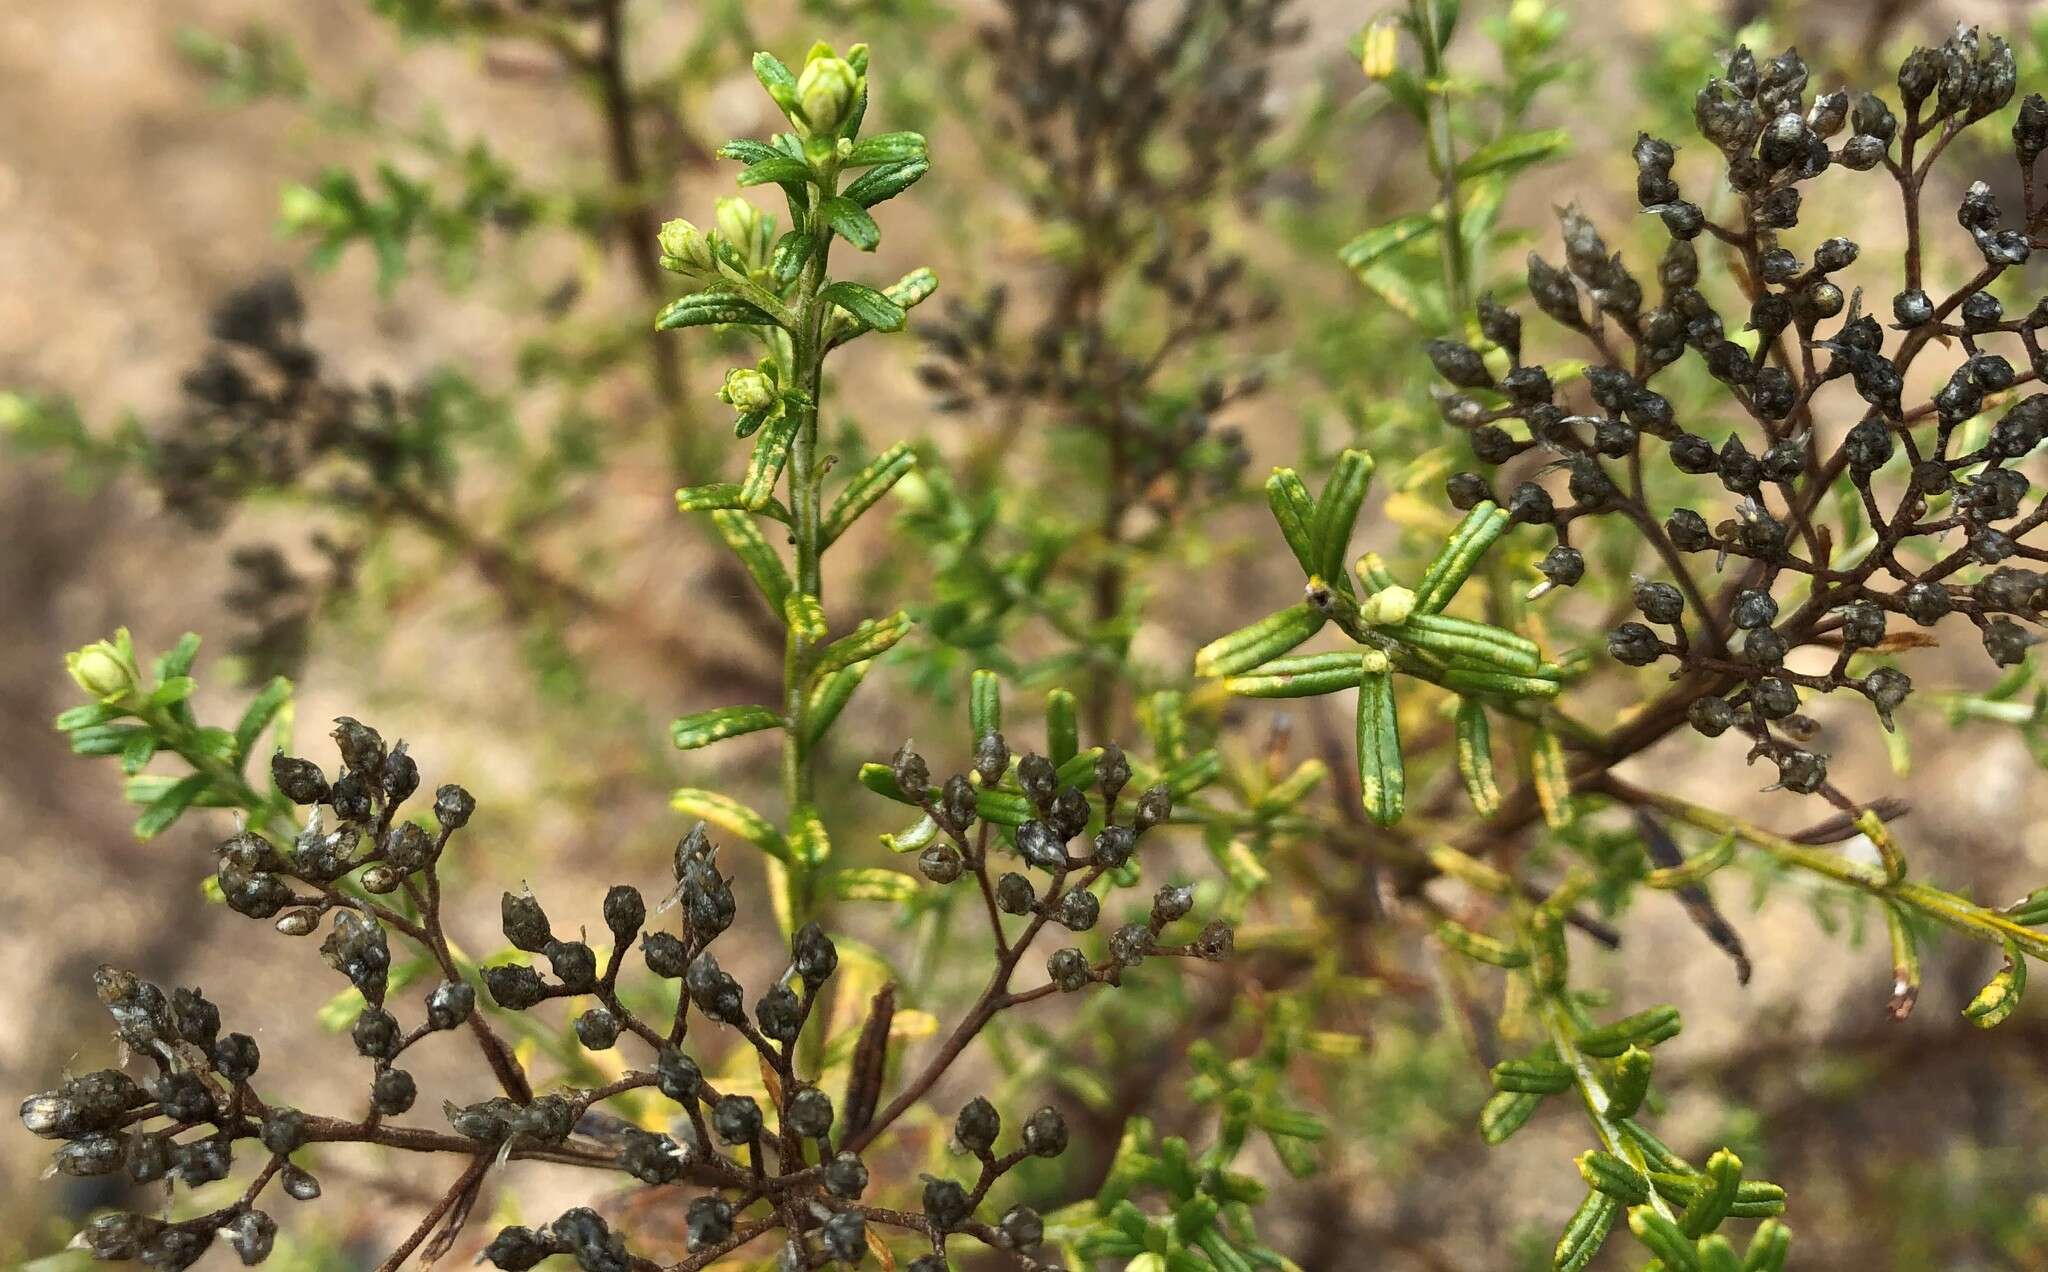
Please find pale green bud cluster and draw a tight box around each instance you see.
[714,197,776,275]
[66,633,138,702]
[718,366,778,414]
[656,218,717,277]
[1360,585,1416,627]
[793,44,863,138]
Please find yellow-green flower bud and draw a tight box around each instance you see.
[719,368,777,413]
[1362,585,1416,626]
[714,197,774,272]
[1359,18,1398,81]
[795,55,859,137]
[67,640,136,701]
[657,218,716,276]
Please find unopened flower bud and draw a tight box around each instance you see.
[657,219,716,275]
[1361,585,1416,626]
[795,54,860,136]
[66,639,135,701]
[717,367,776,414]
[714,196,772,268]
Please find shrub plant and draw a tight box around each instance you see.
[17,6,2048,1271]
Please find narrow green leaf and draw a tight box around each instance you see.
[1046,688,1078,768]
[843,158,928,208]
[716,139,781,165]
[1222,651,1364,698]
[56,703,124,731]
[1456,128,1571,180]
[1356,654,1404,827]
[1740,1220,1792,1272]
[845,131,927,165]
[155,633,201,681]
[134,774,209,840]
[1576,1151,1649,1205]
[1309,449,1375,582]
[1606,1046,1653,1119]
[1490,1056,1573,1095]
[1356,550,1397,593]
[823,442,916,543]
[814,612,913,678]
[150,676,197,708]
[1528,908,1568,992]
[1574,1005,1682,1057]
[741,411,798,510]
[1620,1119,1690,1175]
[672,704,783,751]
[1530,723,1574,829]
[1413,502,1509,614]
[859,761,924,805]
[784,592,828,644]
[1194,604,1325,679]
[1651,1174,1787,1220]
[1628,1207,1702,1272]
[771,230,813,286]
[1454,698,1500,818]
[1388,613,1542,674]
[655,290,780,331]
[882,266,938,312]
[68,722,148,757]
[1963,941,2026,1028]
[1884,900,1922,1019]
[738,156,813,187]
[119,729,159,775]
[1554,1189,1620,1272]
[1680,1149,1744,1238]
[1435,919,1527,968]
[1644,832,1737,890]
[1337,213,1435,273]
[790,803,830,868]
[1264,468,1319,577]
[818,196,880,250]
[803,663,869,750]
[709,509,791,610]
[677,482,791,522]
[1479,1089,1541,1144]
[973,788,1032,826]
[1438,667,1564,699]
[233,676,293,763]
[827,867,919,902]
[820,280,904,331]
[671,789,789,862]
[880,814,939,854]
[1163,749,1221,799]
[751,51,802,118]
[971,668,1002,741]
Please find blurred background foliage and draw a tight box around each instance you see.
[6,0,2048,1267]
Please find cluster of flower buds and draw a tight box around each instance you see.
[241,717,471,928]
[1429,25,2048,796]
[24,719,498,1266]
[466,810,1087,1269]
[22,970,291,1267]
[136,275,459,680]
[903,0,1301,515]
[658,195,779,285]
[869,723,1233,988]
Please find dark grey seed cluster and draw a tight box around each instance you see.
[1431,26,2048,799]
[39,668,1235,1271]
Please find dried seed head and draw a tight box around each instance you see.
[1048,946,1091,991]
